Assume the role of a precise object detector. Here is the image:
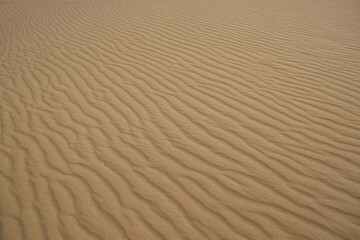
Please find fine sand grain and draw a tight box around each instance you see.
[1,0,360,239]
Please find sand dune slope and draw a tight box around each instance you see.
[1,0,360,239]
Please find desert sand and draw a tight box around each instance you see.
[1,0,360,239]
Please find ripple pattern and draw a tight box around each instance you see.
[1,0,360,239]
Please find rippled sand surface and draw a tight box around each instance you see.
[1,0,360,239]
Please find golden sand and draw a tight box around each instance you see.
[1,0,360,239]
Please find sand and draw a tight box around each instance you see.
[1,0,360,239]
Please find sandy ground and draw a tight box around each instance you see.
[1,0,360,239]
